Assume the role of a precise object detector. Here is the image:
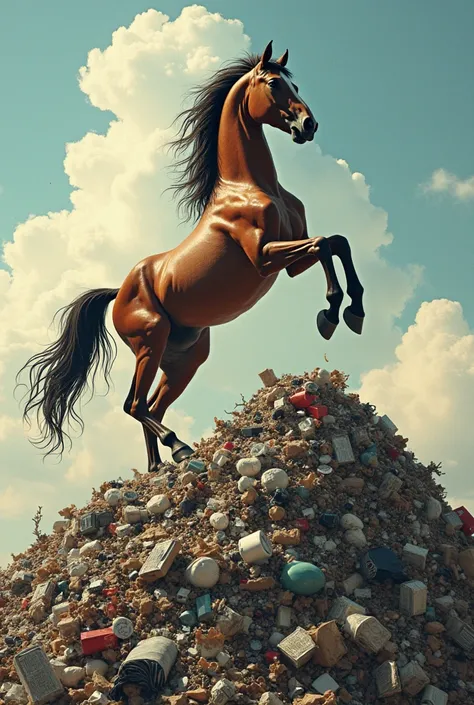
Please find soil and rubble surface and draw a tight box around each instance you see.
[1,366,473,705]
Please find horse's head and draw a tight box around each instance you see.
[247,41,318,144]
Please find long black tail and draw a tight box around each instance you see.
[14,287,120,460]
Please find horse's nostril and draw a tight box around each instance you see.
[303,117,314,133]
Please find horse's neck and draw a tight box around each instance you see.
[217,85,279,193]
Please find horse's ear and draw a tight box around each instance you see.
[275,49,289,67]
[259,41,273,67]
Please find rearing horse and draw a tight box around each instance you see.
[15,42,364,472]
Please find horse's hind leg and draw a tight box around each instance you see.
[123,374,162,472]
[115,280,193,466]
[147,328,210,425]
[315,236,344,341]
[327,234,365,334]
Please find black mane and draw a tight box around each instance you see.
[167,53,292,222]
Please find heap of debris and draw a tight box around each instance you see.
[1,366,473,705]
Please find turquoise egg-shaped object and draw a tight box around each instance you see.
[280,561,326,595]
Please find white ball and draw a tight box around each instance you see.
[341,513,364,530]
[104,488,122,507]
[344,529,367,548]
[185,557,220,588]
[79,541,102,556]
[236,457,261,477]
[261,468,289,493]
[60,666,85,687]
[237,476,256,493]
[85,660,108,677]
[146,494,171,515]
[210,512,229,530]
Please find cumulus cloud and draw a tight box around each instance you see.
[359,299,474,508]
[0,5,427,561]
[422,168,474,200]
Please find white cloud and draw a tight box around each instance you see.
[422,168,474,200]
[0,5,439,563]
[359,299,474,508]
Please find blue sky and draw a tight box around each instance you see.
[1,0,473,328]
[0,1,473,560]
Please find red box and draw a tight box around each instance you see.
[81,627,118,655]
[307,405,328,419]
[454,506,474,537]
[223,442,234,451]
[289,391,317,409]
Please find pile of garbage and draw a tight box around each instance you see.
[1,366,473,705]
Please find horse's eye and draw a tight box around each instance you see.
[268,78,280,90]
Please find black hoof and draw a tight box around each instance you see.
[343,306,364,335]
[317,310,338,340]
[172,443,195,464]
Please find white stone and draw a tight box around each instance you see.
[67,548,81,563]
[216,651,231,667]
[52,520,70,533]
[104,488,122,507]
[260,693,285,705]
[343,573,364,595]
[85,659,108,677]
[68,562,88,577]
[79,540,102,556]
[236,457,261,477]
[237,476,256,492]
[5,685,28,705]
[115,523,133,537]
[341,513,364,530]
[426,497,442,521]
[210,512,229,530]
[49,658,67,679]
[60,666,85,687]
[185,557,220,588]
[261,468,289,492]
[88,692,109,705]
[324,540,337,552]
[319,454,332,464]
[146,494,171,515]
[344,529,367,548]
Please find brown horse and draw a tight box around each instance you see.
[15,42,364,472]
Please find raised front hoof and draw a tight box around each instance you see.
[172,443,195,464]
[317,310,338,340]
[343,306,364,335]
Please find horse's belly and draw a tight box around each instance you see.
[157,235,278,327]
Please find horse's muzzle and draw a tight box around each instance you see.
[289,116,318,143]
